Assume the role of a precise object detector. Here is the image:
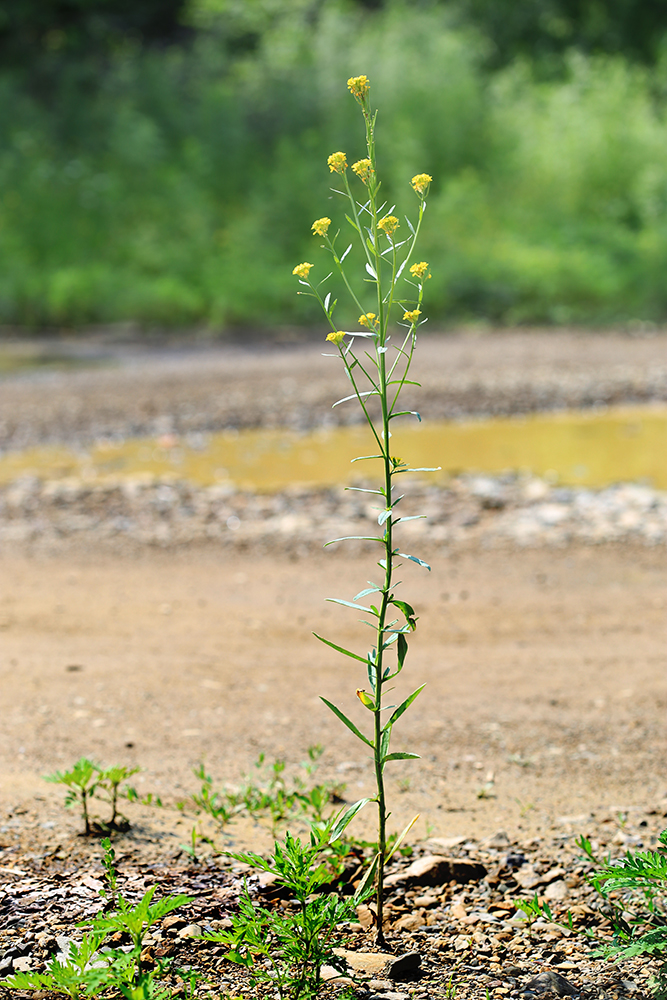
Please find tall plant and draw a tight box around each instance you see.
[292,74,434,944]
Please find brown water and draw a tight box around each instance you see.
[0,405,664,491]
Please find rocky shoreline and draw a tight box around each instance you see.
[1,472,665,555]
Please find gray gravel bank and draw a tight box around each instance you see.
[2,473,664,554]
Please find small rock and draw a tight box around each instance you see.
[177,923,203,940]
[424,836,466,851]
[482,830,511,848]
[393,913,425,932]
[526,971,579,997]
[334,949,394,977]
[387,950,421,980]
[162,915,185,931]
[544,879,568,901]
[384,855,487,889]
[12,957,34,972]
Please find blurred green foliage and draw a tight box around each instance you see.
[3,0,667,329]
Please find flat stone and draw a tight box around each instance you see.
[12,957,33,973]
[177,923,203,939]
[544,879,569,901]
[526,971,579,997]
[384,855,487,889]
[320,964,353,984]
[334,949,394,977]
[393,913,425,932]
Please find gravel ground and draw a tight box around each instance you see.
[1,809,666,1000]
[1,474,665,555]
[1,330,666,451]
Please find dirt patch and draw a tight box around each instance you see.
[1,544,664,849]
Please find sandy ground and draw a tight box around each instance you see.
[1,543,665,853]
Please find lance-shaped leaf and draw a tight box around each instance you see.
[340,243,353,262]
[351,454,384,463]
[383,751,421,764]
[397,633,408,671]
[354,852,380,905]
[321,697,373,747]
[313,633,367,663]
[332,389,378,409]
[385,684,426,728]
[378,509,392,526]
[365,263,378,280]
[386,814,420,863]
[325,535,383,546]
[327,598,379,615]
[397,551,431,570]
[390,599,418,629]
[329,797,370,844]
[354,585,382,600]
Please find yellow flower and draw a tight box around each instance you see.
[352,158,373,183]
[409,261,431,280]
[411,173,432,195]
[326,330,346,344]
[347,75,370,100]
[292,262,314,279]
[358,312,377,327]
[327,151,348,174]
[311,217,331,237]
[378,215,399,236]
[403,308,421,323]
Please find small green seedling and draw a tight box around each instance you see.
[513,893,574,939]
[202,799,370,1000]
[45,759,141,834]
[45,757,100,835]
[586,829,667,999]
[2,932,109,1000]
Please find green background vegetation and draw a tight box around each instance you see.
[4,0,667,330]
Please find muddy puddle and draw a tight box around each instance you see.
[0,404,664,490]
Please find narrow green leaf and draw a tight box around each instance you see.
[390,410,422,422]
[354,585,381,600]
[351,454,384,463]
[346,487,384,496]
[340,243,353,262]
[320,698,373,747]
[391,599,416,620]
[378,509,392,526]
[387,684,426,727]
[397,633,408,671]
[313,633,367,663]
[332,390,378,409]
[327,598,379,615]
[380,727,391,760]
[386,814,420,863]
[406,467,441,473]
[383,752,421,763]
[381,632,399,649]
[397,551,431,571]
[325,535,383,546]
[354,852,379,905]
[396,515,426,524]
[345,213,360,232]
[329,797,370,843]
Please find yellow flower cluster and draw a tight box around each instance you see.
[358,312,377,327]
[347,75,370,100]
[352,158,373,183]
[378,215,399,236]
[311,217,331,237]
[326,330,346,344]
[327,151,347,174]
[409,261,431,280]
[292,262,314,279]
[403,308,421,323]
[411,173,432,195]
